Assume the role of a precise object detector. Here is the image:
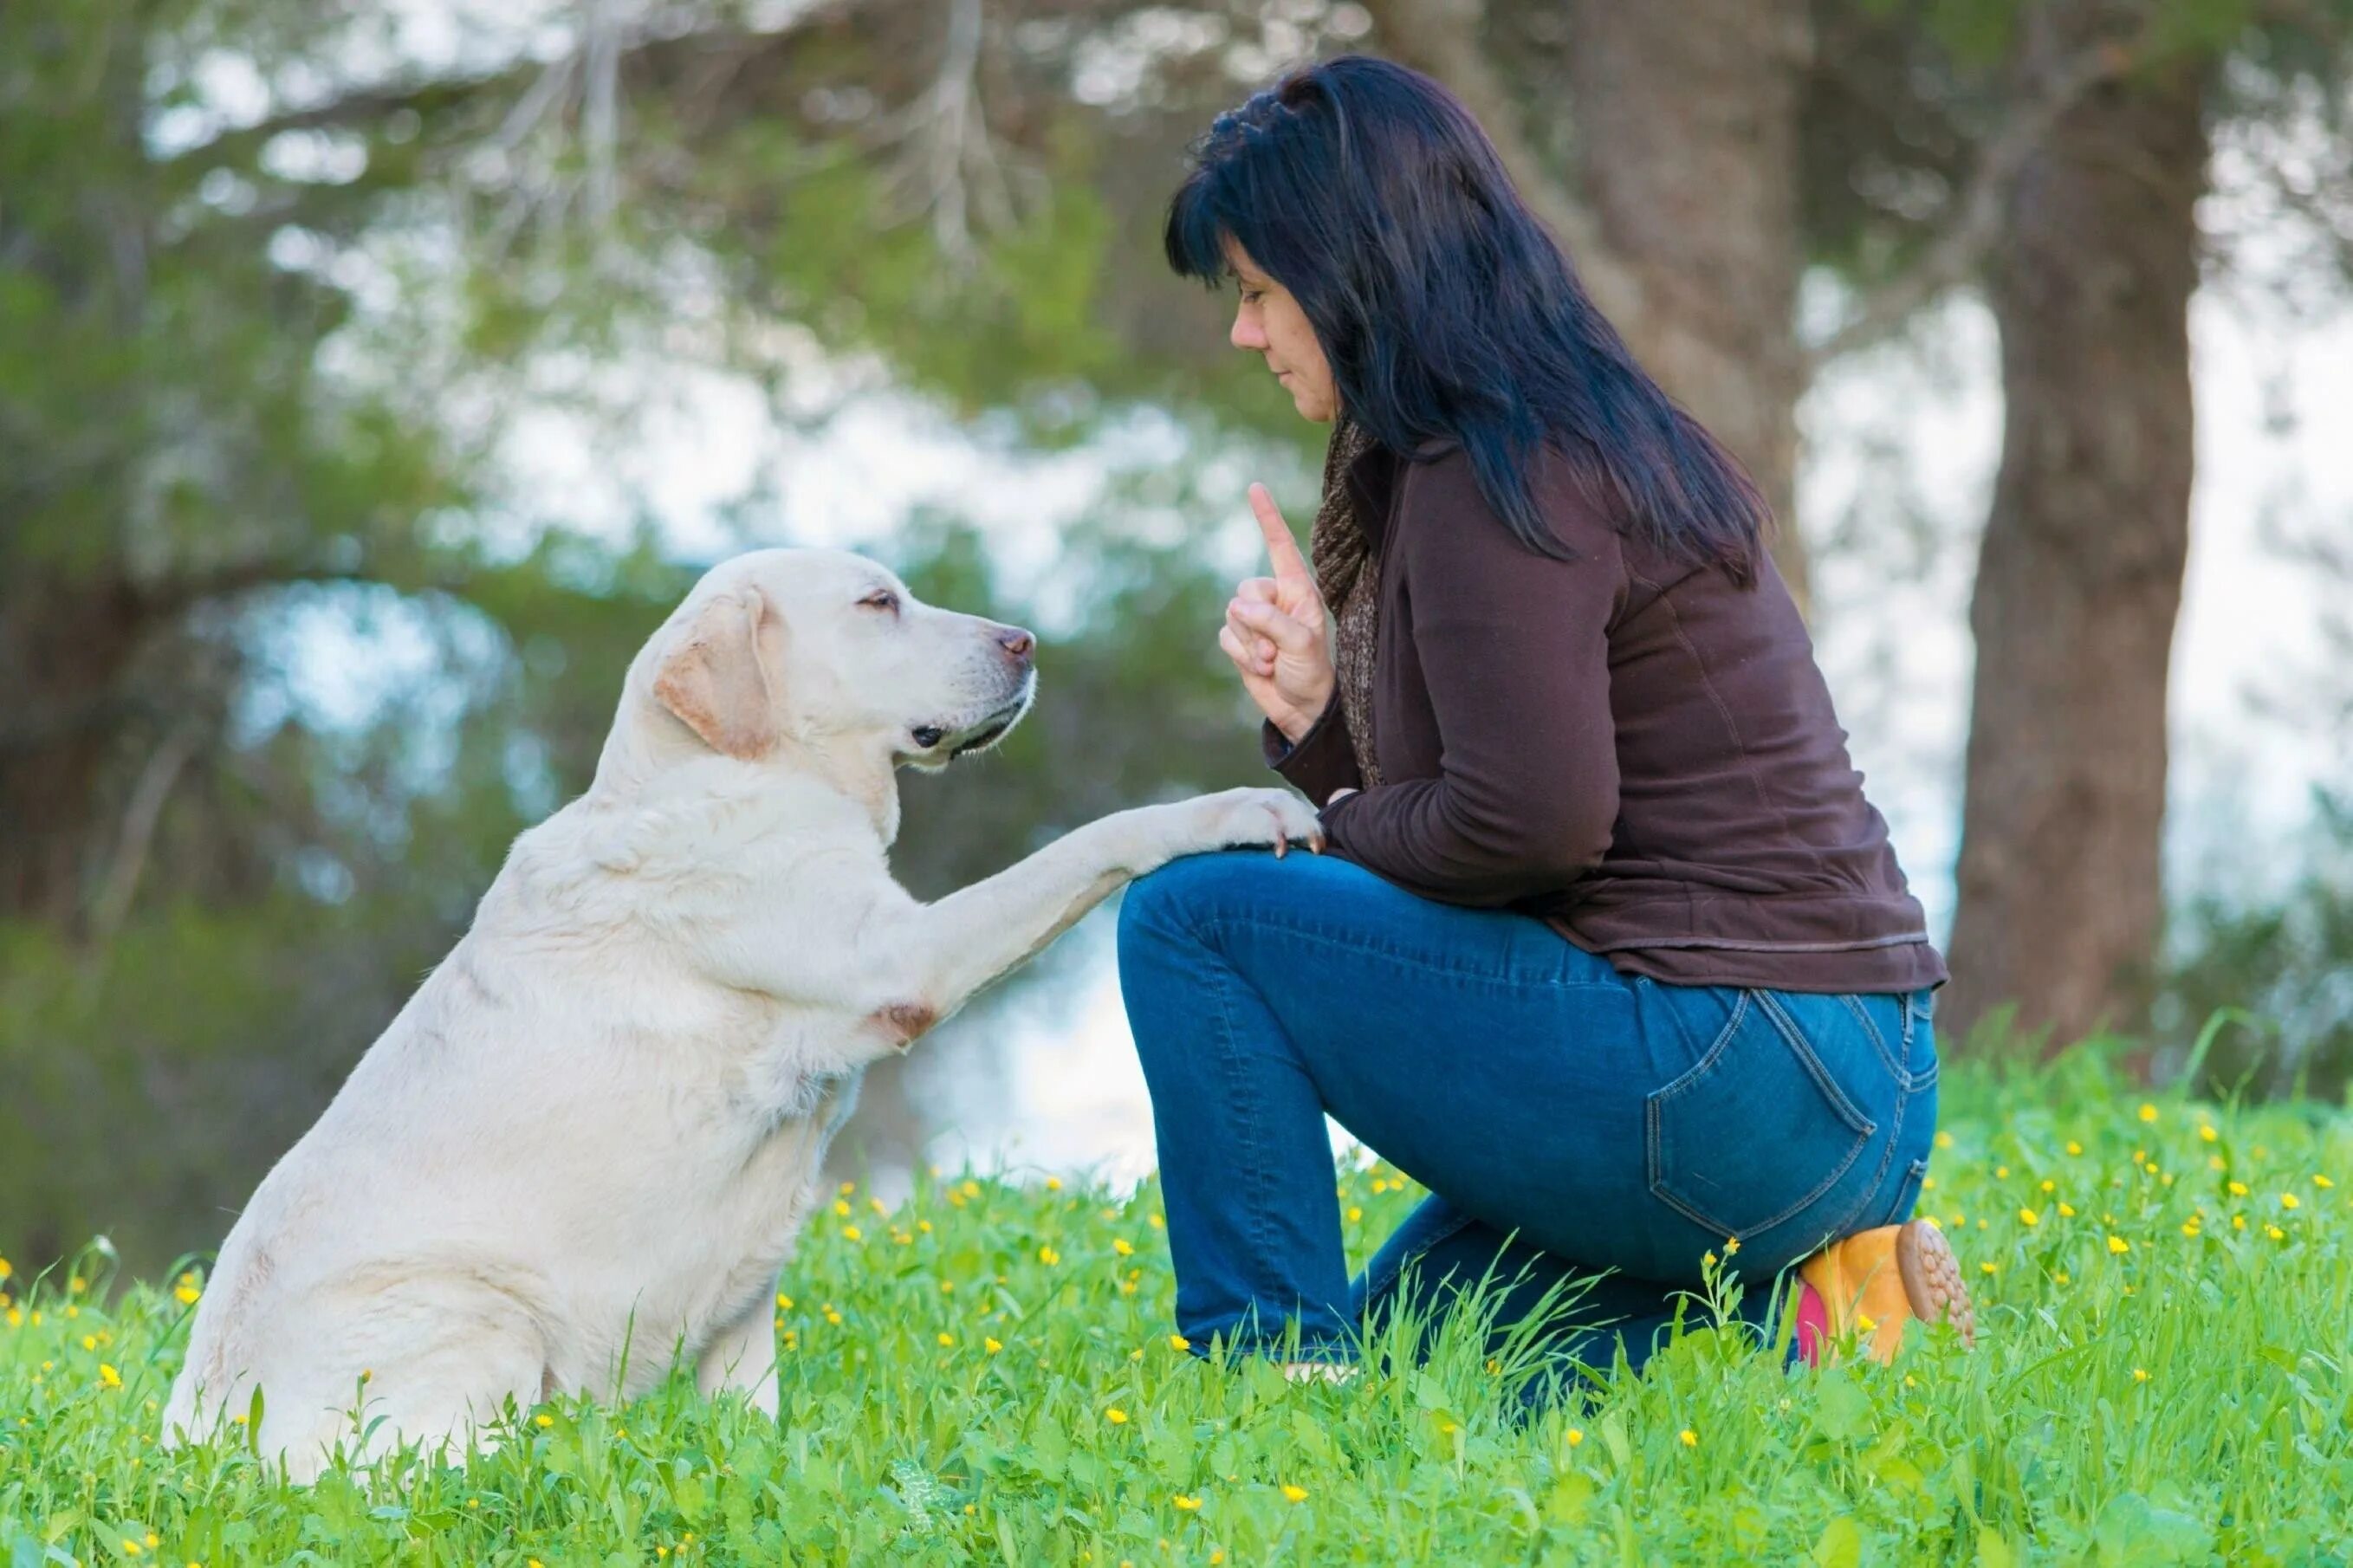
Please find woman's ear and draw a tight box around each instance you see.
[652,587,782,760]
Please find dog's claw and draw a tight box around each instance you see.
[1274,826,1290,859]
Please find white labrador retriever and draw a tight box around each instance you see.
[162,546,1321,1480]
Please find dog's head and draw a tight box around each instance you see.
[622,548,1036,775]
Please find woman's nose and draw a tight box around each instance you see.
[1230,308,1266,352]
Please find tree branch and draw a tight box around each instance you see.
[1803,34,2144,373]
[1358,0,1650,335]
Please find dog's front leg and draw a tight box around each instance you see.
[696,1298,781,1417]
[866,787,1323,1033]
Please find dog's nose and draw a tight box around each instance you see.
[995,625,1036,668]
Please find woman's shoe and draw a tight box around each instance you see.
[1792,1219,1976,1367]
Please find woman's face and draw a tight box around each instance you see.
[1224,238,1338,424]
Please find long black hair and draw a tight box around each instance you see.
[1164,55,1768,580]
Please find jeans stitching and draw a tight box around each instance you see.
[1753,991,1877,1137]
[1182,907,1626,993]
[1198,935,1306,1338]
[1647,990,1879,1241]
[1838,993,1909,1086]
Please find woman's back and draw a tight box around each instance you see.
[1279,437,1944,995]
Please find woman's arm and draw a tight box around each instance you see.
[1317,452,1626,906]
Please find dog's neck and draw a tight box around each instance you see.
[593,705,906,849]
[782,729,904,848]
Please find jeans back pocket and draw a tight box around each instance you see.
[1645,989,1877,1242]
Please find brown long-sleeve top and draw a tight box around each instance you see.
[1264,436,1948,995]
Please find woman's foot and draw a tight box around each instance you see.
[1792,1220,1976,1367]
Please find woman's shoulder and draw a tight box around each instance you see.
[1393,434,1627,563]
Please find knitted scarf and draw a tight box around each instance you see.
[1309,413,1385,788]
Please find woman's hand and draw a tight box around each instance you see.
[1219,483,1335,743]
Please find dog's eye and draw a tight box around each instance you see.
[859,590,900,614]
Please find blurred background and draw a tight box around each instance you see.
[3,0,2350,1277]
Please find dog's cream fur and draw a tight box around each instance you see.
[160,547,1320,1479]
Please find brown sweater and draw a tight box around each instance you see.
[1264,437,1948,995]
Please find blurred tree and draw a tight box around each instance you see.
[1902,0,2353,1051]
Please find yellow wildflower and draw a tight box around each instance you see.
[824,1308,843,1325]
[0,1258,10,1282]
[1105,1408,1130,1425]
[1045,1176,1062,1191]
[1172,1494,1202,1511]
[984,1337,1002,1354]
[175,1285,201,1306]
[2053,1271,2071,1285]
[2199,1124,2218,1143]
[534,1414,554,1429]
[2107,1234,2130,1254]
[1996,1165,2010,1179]
[2233,1215,2246,1230]
[1566,1428,1585,1447]
[2280,1193,2301,1210]
[1038,1245,1060,1266]
[1148,1215,1164,1228]
[2139,1104,2158,1123]
[2058,1203,2078,1218]
[1980,1261,1998,1276]
[842,1225,863,1241]
[99,1364,122,1389]
[2132,1368,2149,1383]
[2066,1141,2084,1156]
[1280,1484,1308,1503]
[2268,1225,2287,1241]
[1347,1207,1364,1222]
[2228,1182,2249,1197]
[1724,1236,1740,1255]
[962,1180,982,1198]
[2315,1175,2336,1189]
[839,1181,856,1195]
[1113,1238,1134,1256]
[2041,1179,2056,1192]
[937,1333,954,1347]
[2019,1208,2040,1227]
[1934,1131,1954,1150]
[776,1292,794,1309]
[120,1543,140,1559]
[1680,1429,1698,1448]
[1170,1334,1191,1351]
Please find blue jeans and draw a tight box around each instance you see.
[1116,850,1939,1378]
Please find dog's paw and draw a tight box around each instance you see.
[1173,787,1326,860]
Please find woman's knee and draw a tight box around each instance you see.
[1118,850,1261,953]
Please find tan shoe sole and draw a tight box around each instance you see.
[1893,1219,1977,1351]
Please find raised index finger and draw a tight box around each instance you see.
[1248,483,1313,583]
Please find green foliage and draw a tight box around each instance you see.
[3,1054,2350,1562]
[2157,792,2353,1104]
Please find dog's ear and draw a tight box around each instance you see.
[652,586,781,760]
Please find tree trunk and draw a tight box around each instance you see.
[1943,23,2207,1052]
[1564,0,1814,615]
[0,577,151,929]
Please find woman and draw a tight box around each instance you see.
[1118,55,1975,1384]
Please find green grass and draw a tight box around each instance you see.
[4,1046,2351,1566]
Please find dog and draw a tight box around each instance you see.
[160,546,1322,1480]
